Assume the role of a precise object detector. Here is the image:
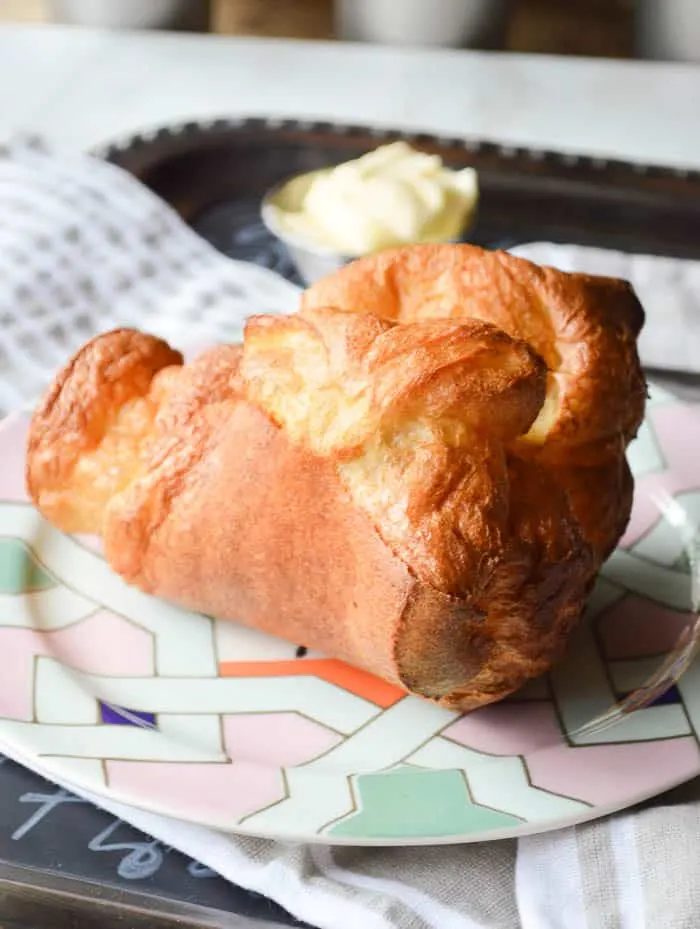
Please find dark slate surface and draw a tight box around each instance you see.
[0,755,304,926]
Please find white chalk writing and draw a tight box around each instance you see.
[13,788,86,840]
[8,782,213,882]
[187,860,217,878]
[88,820,164,880]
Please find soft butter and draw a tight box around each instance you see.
[267,141,479,256]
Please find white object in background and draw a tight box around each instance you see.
[636,0,700,62]
[48,0,209,30]
[335,0,507,47]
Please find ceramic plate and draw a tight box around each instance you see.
[1,384,699,846]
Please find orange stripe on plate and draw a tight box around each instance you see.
[219,658,406,709]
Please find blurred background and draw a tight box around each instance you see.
[0,0,697,63]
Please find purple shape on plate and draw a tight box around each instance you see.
[99,702,156,728]
[647,685,682,708]
[617,685,682,710]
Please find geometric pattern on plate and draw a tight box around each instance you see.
[0,383,699,844]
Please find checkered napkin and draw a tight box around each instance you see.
[0,136,299,416]
[2,136,700,929]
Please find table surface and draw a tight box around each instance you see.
[0,22,699,929]
[0,23,699,167]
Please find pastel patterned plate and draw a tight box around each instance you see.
[1,384,699,846]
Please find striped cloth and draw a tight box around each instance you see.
[1,137,700,929]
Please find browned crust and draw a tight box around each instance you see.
[23,242,646,711]
[301,244,647,461]
[24,324,596,710]
[102,363,590,710]
[241,309,550,597]
[106,397,416,686]
[26,329,182,528]
[301,243,647,561]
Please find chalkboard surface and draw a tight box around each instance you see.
[0,754,304,926]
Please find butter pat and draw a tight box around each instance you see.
[267,142,479,256]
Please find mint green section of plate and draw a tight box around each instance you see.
[0,538,55,594]
[330,768,521,839]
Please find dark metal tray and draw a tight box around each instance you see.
[99,116,700,272]
[99,116,700,403]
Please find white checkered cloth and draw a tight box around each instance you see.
[0,136,299,415]
[2,137,700,929]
